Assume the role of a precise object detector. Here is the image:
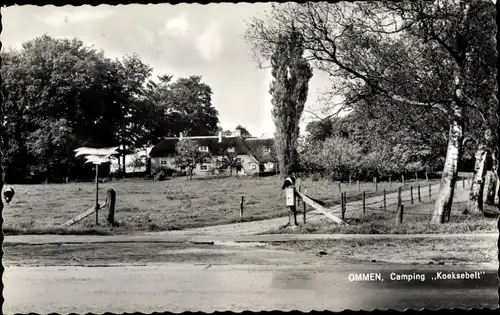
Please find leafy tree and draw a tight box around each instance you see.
[298,140,323,174]
[141,75,219,143]
[216,149,243,176]
[174,139,211,180]
[127,153,147,173]
[1,35,123,182]
[169,76,219,136]
[113,54,153,174]
[25,118,78,182]
[319,137,363,181]
[246,0,496,223]
[235,125,252,137]
[305,119,335,143]
[269,26,313,177]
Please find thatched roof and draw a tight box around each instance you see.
[149,136,277,164]
[150,136,250,158]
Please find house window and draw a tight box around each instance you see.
[199,146,209,152]
[227,146,235,152]
[267,162,274,167]
[235,157,242,163]
[160,160,168,166]
[200,164,208,170]
[263,148,271,154]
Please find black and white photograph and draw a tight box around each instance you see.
[1,1,498,313]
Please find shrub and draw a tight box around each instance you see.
[152,167,176,181]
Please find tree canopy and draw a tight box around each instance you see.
[246,0,497,223]
[1,35,220,183]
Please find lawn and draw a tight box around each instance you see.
[3,175,439,235]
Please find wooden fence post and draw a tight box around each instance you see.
[106,188,116,225]
[303,193,307,224]
[357,180,360,192]
[240,196,244,219]
[410,186,414,204]
[429,183,432,200]
[342,192,347,220]
[363,191,366,215]
[338,182,342,193]
[95,164,99,226]
[383,188,386,211]
[401,175,405,185]
[349,175,352,186]
[418,185,421,203]
[341,192,345,220]
[396,205,404,225]
[397,187,402,210]
[462,177,465,188]
[297,185,302,207]
[389,176,392,188]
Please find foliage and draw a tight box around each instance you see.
[127,153,147,173]
[318,137,363,180]
[173,139,212,179]
[1,35,220,183]
[269,26,313,176]
[152,167,176,181]
[143,76,219,143]
[235,125,252,137]
[246,1,496,223]
[25,118,78,179]
[216,149,243,176]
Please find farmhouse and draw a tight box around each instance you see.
[149,130,277,176]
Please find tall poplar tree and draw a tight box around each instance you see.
[269,26,312,177]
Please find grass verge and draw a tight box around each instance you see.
[264,201,498,235]
[3,176,438,235]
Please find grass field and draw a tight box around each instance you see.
[3,175,440,235]
[265,197,499,235]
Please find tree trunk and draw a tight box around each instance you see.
[279,158,286,179]
[288,206,298,226]
[485,154,498,205]
[431,106,464,224]
[484,170,497,205]
[465,146,488,214]
[122,153,126,179]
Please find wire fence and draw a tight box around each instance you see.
[299,180,473,223]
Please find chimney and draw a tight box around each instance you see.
[179,132,183,140]
[218,131,222,143]
[234,129,241,137]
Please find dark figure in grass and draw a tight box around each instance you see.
[3,187,15,203]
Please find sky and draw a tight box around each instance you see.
[1,4,334,138]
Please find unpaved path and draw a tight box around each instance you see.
[144,183,444,236]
